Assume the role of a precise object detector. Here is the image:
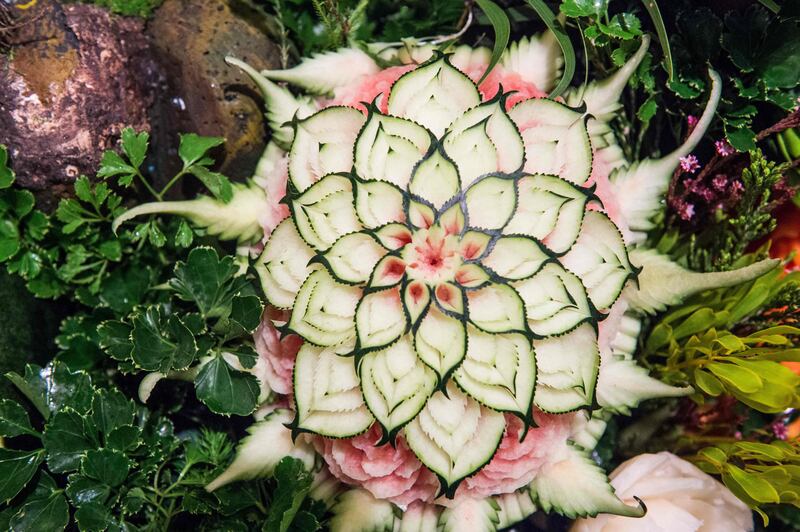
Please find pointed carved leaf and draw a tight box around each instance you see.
[533,324,598,413]
[404,385,505,495]
[414,307,466,383]
[360,336,436,436]
[444,100,525,187]
[356,288,407,351]
[289,107,365,192]
[515,262,594,337]
[465,177,517,230]
[353,178,406,229]
[292,345,373,437]
[317,232,387,284]
[289,269,360,348]
[455,328,536,418]
[467,283,527,334]
[504,174,590,254]
[409,149,461,209]
[388,57,481,136]
[291,174,362,252]
[509,99,592,185]
[560,211,634,310]
[256,219,315,308]
[354,112,432,188]
[482,235,551,280]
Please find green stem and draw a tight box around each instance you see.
[136,169,162,201]
[159,169,189,200]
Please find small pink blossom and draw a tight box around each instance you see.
[773,421,788,440]
[679,202,695,221]
[687,115,699,128]
[315,425,439,509]
[715,140,735,157]
[330,65,415,112]
[712,174,729,191]
[680,154,700,174]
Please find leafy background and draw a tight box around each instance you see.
[2,0,800,530]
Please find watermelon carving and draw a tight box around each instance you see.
[119,33,777,531]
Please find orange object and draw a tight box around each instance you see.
[770,204,800,270]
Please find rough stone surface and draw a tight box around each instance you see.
[0,0,157,208]
[148,0,281,181]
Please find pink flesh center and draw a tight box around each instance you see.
[401,226,464,285]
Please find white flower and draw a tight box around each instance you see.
[571,452,754,532]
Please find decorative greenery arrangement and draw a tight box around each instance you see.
[1,0,800,530]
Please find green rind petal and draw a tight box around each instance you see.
[388,56,481,137]
[292,344,374,438]
[289,268,360,348]
[289,106,365,193]
[404,385,506,497]
[360,336,437,439]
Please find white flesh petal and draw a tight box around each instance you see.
[515,263,594,337]
[504,174,590,254]
[360,336,436,435]
[509,98,592,185]
[533,323,599,412]
[414,306,466,382]
[596,357,692,414]
[291,174,362,252]
[466,283,527,334]
[289,268,360,348]
[356,287,407,350]
[482,235,551,280]
[256,218,315,308]
[444,100,525,187]
[454,327,535,416]
[404,385,506,493]
[465,176,517,230]
[318,232,387,284]
[289,107,365,192]
[388,57,481,137]
[501,32,564,93]
[293,344,373,437]
[354,112,433,188]
[329,489,397,532]
[226,57,317,149]
[205,409,316,492]
[353,178,406,228]
[409,148,461,209]
[560,211,634,310]
[438,497,500,532]
[531,445,644,518]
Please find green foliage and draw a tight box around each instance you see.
[0,361,322,531]
[665,149,790,272]
[475,0,510,85]
[99,247,263,417]
[693,439,800,525]
[645,255,800,413]
[268,0,463,55]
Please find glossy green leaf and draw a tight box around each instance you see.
[475,0,511,84]
[0,449,44,502]
[0,145,15,189]
[526,0,576,98]
[725,465,780,504]
[91,389,135,436]
[131,306,197,372]
[707,362,762,394]
[694,369,724,396]
[81,449,131,488]
[9,473,69,532]
[0,399,38,438]
[178,134,225,168]
[195,356,259,416]
[121,128,149,169]
[42,409,95,473]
